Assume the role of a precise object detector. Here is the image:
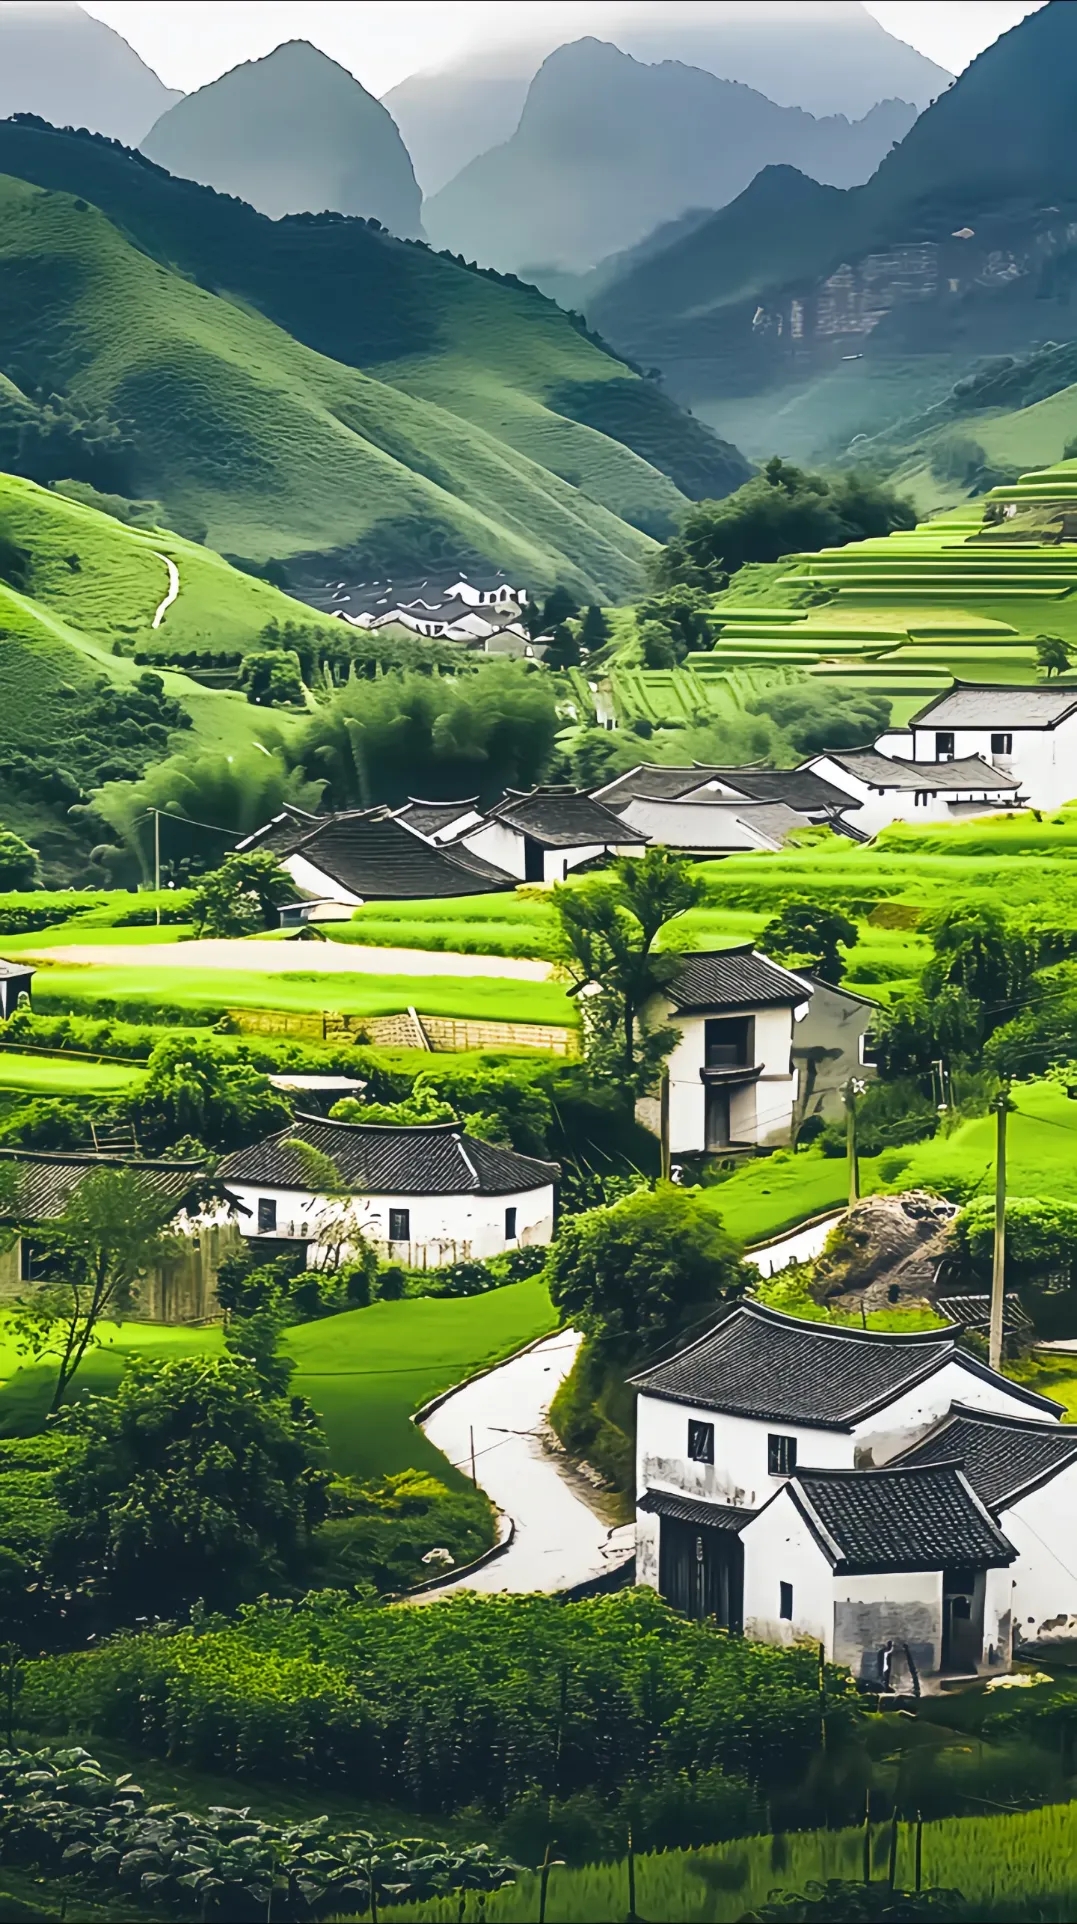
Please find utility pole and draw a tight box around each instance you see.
[989,1083,1011,1372]
[659,1068,671,1183]
[153,808,161,925]
[845,1077,864,1208]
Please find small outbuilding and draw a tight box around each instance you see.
[217,1114,559,1268]
[460,785,646,883]
[0,959,35,1016]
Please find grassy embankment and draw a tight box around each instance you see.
[0,1279,558,1485]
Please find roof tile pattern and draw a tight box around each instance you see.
[489,786,638,846]
[823,750,1020,792]
[291,811,512,898]
[639,1489,754,1530]
[665,947,810,1014]
[218,1115,559,1197]
[914,684,1077,729]
[792,1462,1015,1572]
[0,1151,202,1222]
[895,1405,1077,1510]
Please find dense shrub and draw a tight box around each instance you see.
[308,1469,494,1594]
[21,1590,859,1810]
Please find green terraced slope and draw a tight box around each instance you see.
[607,463,1077,725]
[0,117,750,587]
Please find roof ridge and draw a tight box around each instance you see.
[290,1113,461,1136]
[739,1300,960,1346]
[796,1457,969,1482]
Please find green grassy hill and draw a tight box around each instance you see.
[0,174,671,599]
[0,117,750,586]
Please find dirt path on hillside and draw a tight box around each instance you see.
[18,936,554,981]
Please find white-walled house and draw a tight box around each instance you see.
[445,579,528,609]
[895,1403,1077,1648]
[890,683,1077,812]
[217,1115,559,1269]
[595,762,865,830]
[239,807,513,905]
[631,1301,1063,1682]
[392,797,486,843]
[460,786,646,883]
[638,948,813,1154]
[804,748,1022,836]
[740,1462,1016,1686]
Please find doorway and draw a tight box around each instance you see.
[705,1084,732,1149]
[659,1517,743,1629]
[942,1567,984,1674]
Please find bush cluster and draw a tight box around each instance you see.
[22,1590,859,1811]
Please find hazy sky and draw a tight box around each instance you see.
[77,0,1046,97]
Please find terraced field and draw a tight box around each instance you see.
[607,462,1077,727]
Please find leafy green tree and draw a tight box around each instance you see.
[871,985,982,1079]
[237,649,306,706]
[637,588,713,657]
[189,850,294,937]
[554,848,704,1094]
[52,1356,328,1614]
[639,619,679,668]
[0,827,37,890]
[127,1034,291,1151]
[923,903,1032,1015]
[88,743,323,886]
[579,604,610,649]
[544,622,582,670]
[546,1183,746,1356]
[761,898,858,984]
[1037,633,1071,677]
[542,585,579,629]
[747,682,891,755]
[330,1082,456,1127]
[293,663,558,810]
[9,1167,184,1411]
[653,458,915,589]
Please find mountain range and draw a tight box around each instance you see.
[0,0,179,143]
[0,115,750,598]
[141,41,424,237]
[385,1,950,198]
[585,0,1077,462]
[423,39,918,275]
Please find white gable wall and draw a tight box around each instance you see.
[661,1000,800,1153]
[908,712,1077,811]
[225,1177,554,1268]
[740,1486,835,1650]
[283,853,363,906]
[462,819,640,883]
[850,1359,1059,1467]
[1002,1459,1077,1644]
[808,756,1015,836]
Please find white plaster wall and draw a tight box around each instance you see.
[808,757,1014,836]
[1002,1461,1077,1643]
[283,853,363,906]
[225,1178,554,1266]
[663,1001,798,1153]
[636,1509,660,1590]
[740,1489,835,1651]
[983,1564,1014,1670]
[545,842,604,883]
[851,1359,1060,1467]
[637,1391,854,1514]
[833,1569,943,1685]
[463,820,527,879]
[909,718,1077,811]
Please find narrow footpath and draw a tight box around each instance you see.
[421,1330,634,1595]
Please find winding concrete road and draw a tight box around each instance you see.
[745,1212,843,1277]
[421,1330,634,1594]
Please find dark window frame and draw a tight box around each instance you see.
[935,731,955,762]
[990,732,1013,755]
[688,1419,715,1464]
[505,1205,518,1241]
[388,1207,411,1243]
[768,1433,797,1477]
[256,1197,277,1234]
[779,1580,794,1621]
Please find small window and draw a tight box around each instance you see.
[779,1581,793,1621]
[935,731,955,762]
[505,1205,517,1241]
[688,1419,715,1464]
[991,732,1013,756]
[768,1433,797,1476]
[257,1197,277,1234]
[389,1207,410,1243]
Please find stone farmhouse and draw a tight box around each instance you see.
[632,1301,1066,1689]
[216,1113,558,1269]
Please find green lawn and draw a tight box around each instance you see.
[0,1281,558,1486]
[27,960,577,1028]
[0,1054,144,1096]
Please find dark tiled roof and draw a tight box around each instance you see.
[394,798,480,837]
[913,683,1077,730]
[822,749,1020,792]
[719,767,864,813]
[630,1300,1063,1428]
[596,764,731,805]
[489,786,639,847]
[894,1404,1077,1511]
[665,946,810,1013]
[290,811,512,899]
[638,1489,753,1530]
[218,1114,559,1197]
[789,1462,1015,1573]
[236,805,322,858]
[0,1150,203,1223]
[936,1293,1033,1336]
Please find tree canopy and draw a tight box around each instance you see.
[653,458,916,590]
[761,899,858,985]
[189,850,295,937]
[128,1034,291,1152]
